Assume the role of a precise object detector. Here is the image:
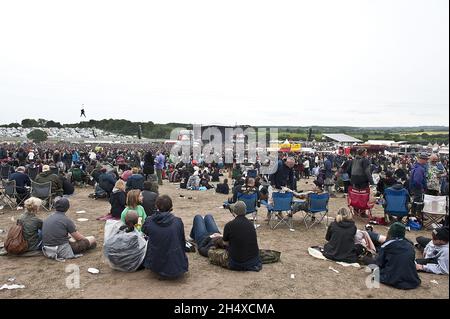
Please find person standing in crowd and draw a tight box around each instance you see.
[155,151,165,186]
[426,154,445,196]
[409,153,429,219]
[143,150,155,181]
[349,148,374,190]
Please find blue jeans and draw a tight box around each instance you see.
[189,214,221,246]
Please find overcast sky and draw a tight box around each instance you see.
[0,0,448,127]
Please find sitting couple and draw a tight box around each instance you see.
[189,201,262,271]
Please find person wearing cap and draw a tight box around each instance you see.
[42,197,96,260]
[415,227,449,275]
[409,153,429,218]
[375,222,421,289]
[35,164,63,197]
[8,166,31,205]
[222,201,262,271]
[426,154,445,196]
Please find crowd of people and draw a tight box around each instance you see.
[1,141,449,289]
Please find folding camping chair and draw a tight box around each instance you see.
[0,179,18,209]
[383,187,410,224]
[347,186,374,219]
[267,192,294,231]
[235,192,259,228]
[27,166,39,181]
[421,194,448,230]
[0,164,13,180]
[50,167,59,176]
[303,193,330,229]
[31,181,53,211]
[2,179,28,209]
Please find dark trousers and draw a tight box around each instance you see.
[411,190,424,217]
[426,189,439,196]
[416,236,432,250]
[190,214,220,246]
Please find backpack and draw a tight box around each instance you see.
[4,220,28,255]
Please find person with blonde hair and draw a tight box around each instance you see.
[120,189,147,231]
[17,197,43,252]
[323,207,359,263]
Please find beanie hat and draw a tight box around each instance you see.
[433,226,449,242]
[230,201,247,216]
[388,222,406,239]
[54,197,70,213]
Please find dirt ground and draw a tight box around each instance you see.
[0,178,448,299]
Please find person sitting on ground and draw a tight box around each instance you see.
[126,167,145,192]
[69,164,87,186]
[42,197,96,260]
[17,197,43,252]
[120,189,147,231]
[189,214,226,257]
[222,201,262,271]
[322,207,359,263]
[108,180,127,219]
[35,164,63,197]
[186,171,201,190]
[415,226,449,275]
[120,167,132,182]
[215,178,230,195]
[58,171,75,196]
[8,166,31,206]
[374,222,421,289]
[142,195,189,279]
[141,181,158,217]
[103,210,147,272]
[98,168,116,198]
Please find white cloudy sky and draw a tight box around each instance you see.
[0,0,448,127]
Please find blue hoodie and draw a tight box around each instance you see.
[142,212,188,278]
[409,162,427,192]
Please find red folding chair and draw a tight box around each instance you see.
[347,186,374,219]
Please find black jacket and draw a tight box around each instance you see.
[270,160,295,190]
[376,239,421,290]
[349,156,374,189]
[143,152,155,175]
[142,212,188,278]
[109,190,126,218]
[323,220,358,263]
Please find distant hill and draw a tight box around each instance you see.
[0,119,448,144]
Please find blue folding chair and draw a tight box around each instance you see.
[268,192,294,231]
[303,193,330,229]
[383,187,409,224]
[236,192,259,227]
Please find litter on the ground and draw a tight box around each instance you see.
[7,278,15,282]
[77,218,89,222]
[0,284,25,290]
[336,262,361,268]
[88,268,100,274]
[328,266,340,274]
[430,280,439,285]
[290,274,295,279]
[76,210,86,214]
